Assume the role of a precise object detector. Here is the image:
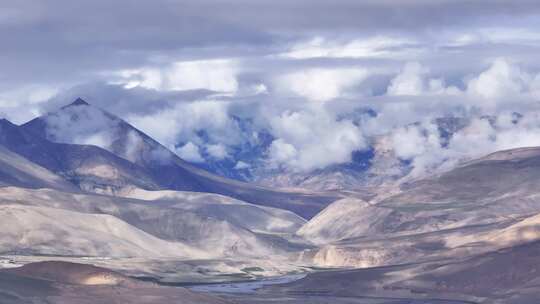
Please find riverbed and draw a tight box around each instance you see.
[188,274,307,294]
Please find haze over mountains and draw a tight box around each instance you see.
[164,109,531,196]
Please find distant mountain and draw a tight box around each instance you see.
[16,99,477,197]
[0,99,316,278]
[298,146,540,267]
[16,99,338,218]
[0,144,76,191]
[171,113,479,192]
[0,117,160,193]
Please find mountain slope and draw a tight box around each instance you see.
[302,147,540,242]
[276,239,540,303]
[297,146,540,268]
[0,144,76,191]
[121,188,306,234]
[0,186,306,258]
[297,198,392,244]
[0,118,159,193]
[20,99,339,218]
[0,204,203,258]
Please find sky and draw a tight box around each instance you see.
[2,0,540,175]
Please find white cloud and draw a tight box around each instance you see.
[387,62,426,96]
[447,33,484,47]
[234,161,250,170]
[268,109,366,172]
[206,143,229,160]
[124,130,145,163]
[387,111,540,178]
[176,142,204,163]
[479,28,540,46]
[167,60,238,92]
[44,105,119,149]
[77,131,113,148]
[390,123,446,177]
[268,139,297,165]
[115,59,239,93]
[387,62,461,96]
[391,126,429,160]
[252,83,268,95]
[276,68,368,102]
[466,58,530,106]
[0,85,59,124]
[128,99,238,149]
[281,36,416,59]
[531,74,540,99]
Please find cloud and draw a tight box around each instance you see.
[115,59,239,93]
[77,131,114,148]
[2,0,540,111]
[176,142,204,163]
[532,74,540,98]
[3,0,540,180]
[206,143,229,160]
[389,122,447,177]
[43,104,120,149]
[0,85,59,123]
[41,82,215,118]
[268,108,367,171]
[124,130,145,163]
[28,55,540,179]
[268,139,297,166]
[234,161,250,170]
[387,62,461,96]
[387,62,427,96]
[280,36,416,59]
[127,99,244,154]
[386,110,540,178]
[466,58,530,105]
[275,68,368,102]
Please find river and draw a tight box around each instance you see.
[187,274,307,294]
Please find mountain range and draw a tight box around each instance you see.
[0,99,338,218]
[2,98,540,303]
[181,112,506,193]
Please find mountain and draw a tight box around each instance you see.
[0,99,321,285]
[0,186,306,260]
[264,240,540,303]
[297,197,392,245]
[0,118,160,193]
[18,99,339,218]
[228,148,540,303]
[3,100,540,302]
[0,143,76,191]
[297,146,540,268]
[0,204,203,258]
[265,232,540,303]
[173,114,475,192]
[121,188,306,234]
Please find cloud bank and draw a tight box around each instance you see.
[2,1,540,179]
